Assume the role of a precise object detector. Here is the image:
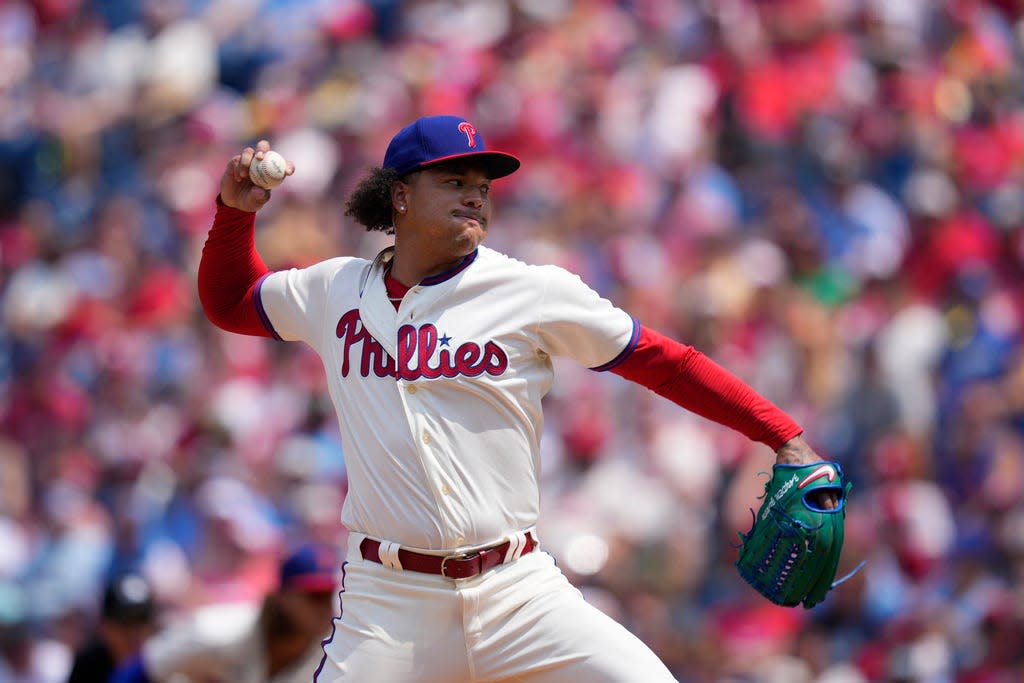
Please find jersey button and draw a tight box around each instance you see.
[441,484,451,496]
[456,536,465,545]
[422,432,432,444]
[406,384,417,394]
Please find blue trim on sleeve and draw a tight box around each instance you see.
[254,273,284,341]
[590,318,641,372]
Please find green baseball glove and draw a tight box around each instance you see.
[735,461,851,608]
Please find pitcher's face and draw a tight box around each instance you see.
[395,160,494,259]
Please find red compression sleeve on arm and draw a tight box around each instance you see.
[197,198,276,338]
[610,326,802,449]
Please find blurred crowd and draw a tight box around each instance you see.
[1,0,1023,681]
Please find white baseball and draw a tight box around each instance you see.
[249,150,288,189]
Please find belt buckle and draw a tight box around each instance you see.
[440,550,479,579]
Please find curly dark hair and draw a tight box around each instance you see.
[344,166,402,234]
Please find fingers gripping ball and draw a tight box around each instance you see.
[249,150,288,189]
[735,462,851,608]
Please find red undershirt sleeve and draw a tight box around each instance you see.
[197,197,276,338]
[609,325,803,450]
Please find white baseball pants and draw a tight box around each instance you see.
[314,533,678,683]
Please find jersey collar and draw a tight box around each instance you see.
[419,249,478,286]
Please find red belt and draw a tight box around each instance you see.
[360,533,537,580]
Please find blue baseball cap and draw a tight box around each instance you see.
[383,115,520,179]
[279,543,337,593]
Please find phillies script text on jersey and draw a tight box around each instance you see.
[336,309,509,379]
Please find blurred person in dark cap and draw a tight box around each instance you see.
[109,542,338,683]
[66,573,159,683]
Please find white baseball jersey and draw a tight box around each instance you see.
[258,245,638,551]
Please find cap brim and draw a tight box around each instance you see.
[285,575,337,592]
[105,607,156,624]
[417,151,521,179]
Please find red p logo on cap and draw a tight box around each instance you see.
[458,122,478,148]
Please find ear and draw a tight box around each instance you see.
[391,179,410,215]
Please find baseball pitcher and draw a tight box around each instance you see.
[197,115,843,682]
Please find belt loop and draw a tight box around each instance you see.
[503,531,529,564]
[348,532,367,561]
[378,540,403,570]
